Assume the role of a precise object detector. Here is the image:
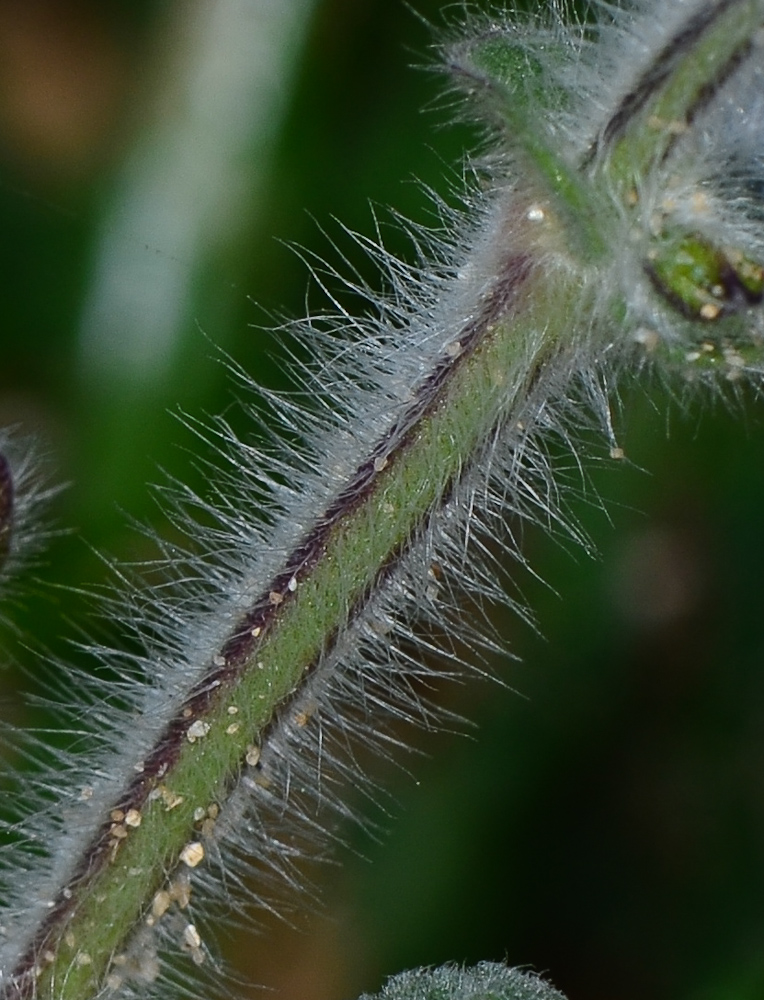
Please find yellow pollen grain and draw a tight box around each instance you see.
[647,114,687,135]
[139,954,161,983]
[125,809,142,828]
[169,878,192,908]
[151,891,171,920]
[186,720,211,742]
[158,786,184,811]
[184,924,202,949]
[251,625,261,637]
[691,191,709,213]
[180,842,205,868]
[269,591,284,605]
[226,723,240,735]
[246,745,261,767]
[634,327,659,351]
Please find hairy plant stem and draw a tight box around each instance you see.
[592,0,764,183]
[8,0,764,997]
[11,206,586,999]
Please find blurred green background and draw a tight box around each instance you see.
[2,2,764,999]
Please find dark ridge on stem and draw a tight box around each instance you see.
[6,252,534,999]
[644,251,763,321]
[658,36,755,166]
[247,300,555,801]
[0,454,13,571]
[581,0,739,167]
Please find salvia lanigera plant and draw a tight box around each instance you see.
[3,0,764,998]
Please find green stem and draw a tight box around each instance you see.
[595,0,764,192]
[13,203,587,1000]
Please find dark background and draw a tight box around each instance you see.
[1,2,764,999]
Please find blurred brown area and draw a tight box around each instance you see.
[0,0,136,184]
